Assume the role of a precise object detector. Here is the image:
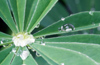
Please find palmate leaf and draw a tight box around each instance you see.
[33,11,100,38]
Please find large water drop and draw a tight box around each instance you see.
[20,50,29,60]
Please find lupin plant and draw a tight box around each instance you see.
[1,0,100,65]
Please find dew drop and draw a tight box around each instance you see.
[32,49,35,52]
[12,48,16,53]
[61,63,64,65]
[35,23,40,28]
[97,27,100,31]
[83,31,88,34]
[0,41,6,47]
[22,64,26,65]
[89,11,94,15]
[59,24,75,32]
[41,41,45,46]
[61,17,65,21]
[20,50,29,60]
[28,46,31,49]
[36,52,41,57]
[0,41,3,44]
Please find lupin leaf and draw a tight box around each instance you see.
[32,44,98,65]
[0,0,18,33]
[9,0,26,32]
[41,2,69,27]
[33,12,100,38]
[24,0,39,31]
[37,34,100,44]
[11,47,38,65]
[45,42,100,63]
[0,32,12,39]
[26,0,58,33]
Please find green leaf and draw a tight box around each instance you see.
[41,2,69,27]
[0,0,18,33]
[33,12,100,37]
[26,0,58,33]
[24,0,39,31]
[0,46,14,64]
[11,47,38,65]
[45,42,100,63]
[34,48,58,65]
[32,44,98,65]
[9,0,26,32]
[37,34,100,44]
[35,57,50,65]
[63,0,92,13]
[0,32,12,39]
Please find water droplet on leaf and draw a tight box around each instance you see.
[89,11,94,15]
[20,50,29,60]
[59,24,75,32]
[35,23,40,28]
[12,48,16,53]
[61,17,65,21]
[41,41,45,46]
[36,52,41,57]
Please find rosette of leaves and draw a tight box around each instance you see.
[0,0,100,65]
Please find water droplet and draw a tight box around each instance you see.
[59,24,75,32]
[61,63,64,65]
[89,11,94,15]
[0,41,6,47]
[83,31,88,34]
[28,46,31,49]
[12,48,16,53]
[61,17,65,21]
[35,23,40,28]
[99,23,100,26]
[22,64,26,65]
[36,52,41,57]
[41,41,45,46]
[97,27,100,31]
[0,41,3,44]
[20,50,29,60]
[92,22,95,25]
[32,49,35,52]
